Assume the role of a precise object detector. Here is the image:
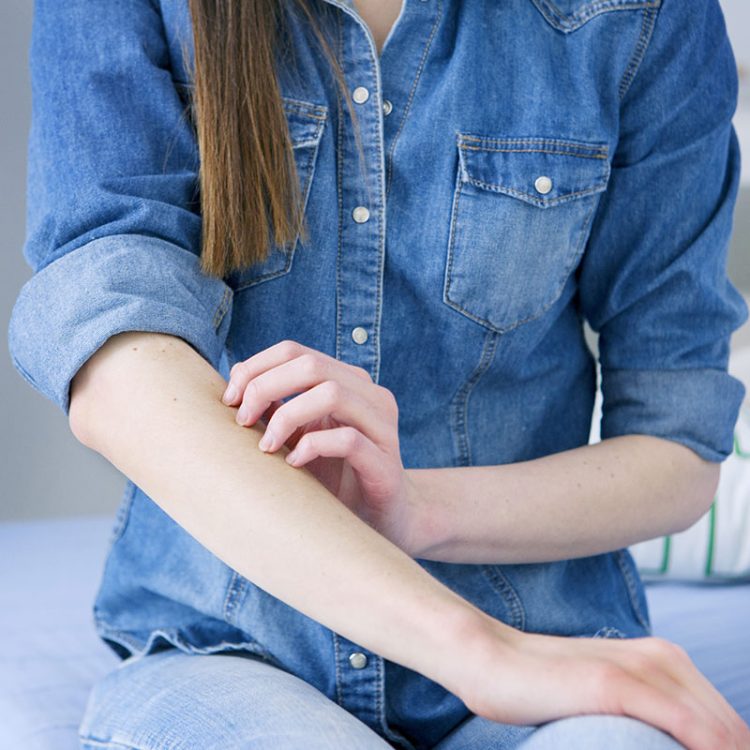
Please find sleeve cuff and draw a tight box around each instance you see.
[599,366,745,463]
[7,234,234,417]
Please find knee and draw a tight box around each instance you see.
[519,715,685,750]
[78,648,393,750]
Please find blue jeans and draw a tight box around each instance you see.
[78,649,685,750]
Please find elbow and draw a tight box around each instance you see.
[673,456,721,533]
[68,366,97,449]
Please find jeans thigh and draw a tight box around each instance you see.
[432,713,685,750]
[78,648,395,750]
[517,715,685,749]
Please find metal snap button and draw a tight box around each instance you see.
[351,326,368,345]
[352,205,370,223]
[349,652,368,669]
[353,86,370,104]
[534,175,553,195]
[382,99,393,116]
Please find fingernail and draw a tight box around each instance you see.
[286,449,299,465]
[236,404,248,424]
[223,383,238,404]
[258,429,274,452]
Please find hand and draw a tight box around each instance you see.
[220,340,428,556]
[449,613,750,750]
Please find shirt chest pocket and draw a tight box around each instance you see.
[225,97,327,293]
[444,133,610,333]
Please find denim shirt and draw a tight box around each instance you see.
[8,0,748,748]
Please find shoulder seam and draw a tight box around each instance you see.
[617,4,661,102]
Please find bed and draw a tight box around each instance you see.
[0,513,748,750]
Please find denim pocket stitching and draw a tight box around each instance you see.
[229,102,326,293]
[530,0,661,33]
[444,135,607,332]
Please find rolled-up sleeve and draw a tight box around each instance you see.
[7,0,233,417]
[578,0,748,463]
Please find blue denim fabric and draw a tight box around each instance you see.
[6,0,746,748]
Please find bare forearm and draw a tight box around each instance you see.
[408,435,720,564]
[68,331,494,691]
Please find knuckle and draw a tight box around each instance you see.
[626,651,653,676]
[341,426,361,452]
[378,385,399,413]
[299,353,323,379]
[267,409,286,434]
[230,361,249,380]
[278,339,303,358]
[246,376,264,400]
[354,365,373,382]
[646,637,683,662]
[320,380,343,407]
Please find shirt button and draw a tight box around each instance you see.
[352,205,370,223]
[353,86,370,104]
[351,326,368,345]
[382,98,393,116]
[534,175,553,195]
[349,652,368,669]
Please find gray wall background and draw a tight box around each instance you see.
[2,0,750,521]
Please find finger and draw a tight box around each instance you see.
[620,652,739,750]
[585,637,746,750]
[260,399,284,425]
[259,381,394,453]
[285,425,389,489]
[629,639,750,747]
[223,340,371,405]
[235,356,390,428]
[598,664,736,750]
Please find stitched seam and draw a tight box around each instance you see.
[353,0,388,386]
[460,144,608,160]
[376,656,418,750]
[464,178,607,205]
[281,97,328,120]
[446,152,604,332]
[532,0,660,32]
[221,570,248,625]
[448,331,499,466]
[212,286,232,329]
[80,738,149,750]
[231,121,322,293]
[385,0,443,197]
[481,566,527,631]
[618,6,660,101]
[333,631,344,707]
[460,133,609,153]
[614,549,650,631]
[334,14,345,363]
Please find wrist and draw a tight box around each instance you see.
[404,468,454,559]
[423,598,523,702]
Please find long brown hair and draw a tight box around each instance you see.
[186,0,363,279]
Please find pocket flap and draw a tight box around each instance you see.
[457,133,610,208]
[282,97,327,148]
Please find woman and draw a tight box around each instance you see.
[8,0,750,748]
